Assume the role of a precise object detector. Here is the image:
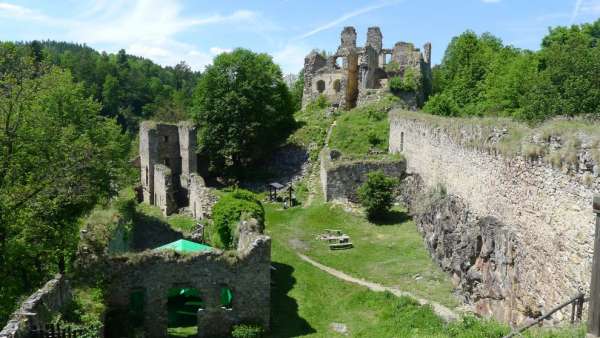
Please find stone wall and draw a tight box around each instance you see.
[153,164,176,216]
[320,147,406,202]
[189,174,218,220]
[0,275,72,338]
[106,220,271,338]
[389,112,600,325]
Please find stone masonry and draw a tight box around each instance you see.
[140,121,214,219]
[0,275,72,338]
[389,111,600,325]
[106,219,271,338]
[320,147,406,202]
[303,26,431,109]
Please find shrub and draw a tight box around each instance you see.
[389,68,422,92]
[357,171,398,220]
[231,324,264,338]
[210,189,264,249]
[306,94,329,111]
[423,92,460,117]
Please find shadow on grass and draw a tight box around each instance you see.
[269,262,316,338]
[131,212,184,251]
[371,209,411,226]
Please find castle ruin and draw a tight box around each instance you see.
[302,26,432,109]
[139,121,214,220]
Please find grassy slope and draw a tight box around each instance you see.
[328,96,398,159]
[266,203,458,308]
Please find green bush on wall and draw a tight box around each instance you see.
[209,189,264,249]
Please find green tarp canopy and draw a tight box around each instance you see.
[155,239,213,253]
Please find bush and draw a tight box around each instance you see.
[389,68,421,92]
[423,92,460,117]
[357,171,398,220]
[231,324,265,338]
[210,190,264,249]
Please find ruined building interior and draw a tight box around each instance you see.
[139,121,213,220]
[302,26,432,109]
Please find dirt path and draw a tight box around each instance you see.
[296,252,460,323]
[304,120,337,208]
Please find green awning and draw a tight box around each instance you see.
[155,239,213,253]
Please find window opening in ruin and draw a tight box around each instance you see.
[400,132,404,152]
[164,135,169,143]
[385,53,391,65]
[335,57,342,69]
[145,166,149,186]
[333,79,341,93]
[129,288,145,328]
[167,287,202,336]
[220,287,233,309]
[164,158,170,167]
[316,80,325,93]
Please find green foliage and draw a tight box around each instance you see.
[0,42,130,324]
[306,94,329,111]
[290,70,304,111]
[231,324,265,338]
[57,286,105,338]
[357,171,398,220]
[287,95,333,161]
[424,92,460,117]
[389,68,422,92]
[209,189,264,249]
[192,48,294,177]
[328,96,398,158]
[37,41,200,132]
[384,61,401,72]
[429,19,600,122]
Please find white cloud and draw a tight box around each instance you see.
[297,0,402,39]
[0,0,261,71]
[273,43,311,74]
[209,47,233,55]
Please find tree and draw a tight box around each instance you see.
[0,42,130,323]
[209,190,264,249]
[192,48,294,177]
[290,69,304,111]
[357,171,398,220]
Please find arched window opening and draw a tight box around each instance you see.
[167,287,203,336]
[333,79,341,93]
[220,287,233,310]
[316,80,325,93]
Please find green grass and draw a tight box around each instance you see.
[265,199,586,337]
[265,202,458,308]
[168,326,197,338]
[136,202,196,234]
[329,96,399,159]
[268,216,513,337]
[287,105,334,161]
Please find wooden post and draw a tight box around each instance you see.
[588,195,600,337]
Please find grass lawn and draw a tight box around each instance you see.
[136,202,197,234]
[265,202,458,308]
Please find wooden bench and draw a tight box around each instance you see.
[329,242,353,250]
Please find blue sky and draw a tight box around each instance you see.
[0,0,598,74]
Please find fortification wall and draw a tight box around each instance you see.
[189,173,218,220]
[389,112,600,324]
[0,275,72,338]
[320,148,406,202]
[106,220,271,338]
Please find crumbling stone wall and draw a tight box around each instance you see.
[390,113,600,325]
[320,147,406,202]
[0,275,72,338]
[189,174,218,220]
[140,121,209,218]
[302,26,431,110]
[106,220,270,338]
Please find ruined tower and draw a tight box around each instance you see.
[301,26,432,109]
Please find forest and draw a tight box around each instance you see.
[0,18,599,326]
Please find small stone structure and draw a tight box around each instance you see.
[303,26,431,109]
[0,275,72,338]
[106,219,271,338]
[389,111,600,325]
[320,147,406,202]
[139,121,215,219]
